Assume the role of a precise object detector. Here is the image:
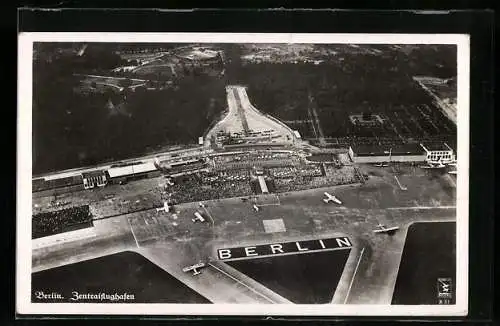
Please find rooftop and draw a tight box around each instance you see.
[107,162,158,179]
[82,170,106,178]
[350,143,425,157]
[420,142,454,152]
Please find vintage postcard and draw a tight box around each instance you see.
[17,33,469,316]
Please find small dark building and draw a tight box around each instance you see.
[81,170,107,189]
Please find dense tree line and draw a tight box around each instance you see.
[33,51,226,173]
[240,45,456,140]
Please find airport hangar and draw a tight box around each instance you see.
[348,142,455,164]
[33,157,210,194]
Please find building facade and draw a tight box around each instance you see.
[349,144,427,163]
[81,170,107,189]
[106,162,160,184]
[420,143,456,163]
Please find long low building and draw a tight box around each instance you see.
[348,143,427,163]
[420,142,456,163]
[257,175,269,194]
[106,162,160,183]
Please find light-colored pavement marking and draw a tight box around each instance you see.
[262,218,286,233]
[207,262,277,303]
[393,175,407,190]
[387,206,456,210]
[127,217,140,248]
[202,205,215,227]
[344,247,365,304]
[444,174,457,187]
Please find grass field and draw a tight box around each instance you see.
[32,251,211,303]
[34,43,457,173]
[33,67,226,174]
[229,44,457,147]
[226,249,350,303]
[391,221,456,305]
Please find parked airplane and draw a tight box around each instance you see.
[156,201,171,213]
[421,159,446,169]
[51,201,70,208]
[323,192,342,205]
[253,204,260,212]
[192,211,206,223]
[182,262,206,276]
[373,223,399,234]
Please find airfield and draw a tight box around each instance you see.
[30,43,458,306]
[32,160,456,304]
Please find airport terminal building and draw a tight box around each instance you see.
[348,143,427,163]
[106,162,161,184]
[420,143,456,163]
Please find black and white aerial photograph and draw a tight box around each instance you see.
[17,33,469,316]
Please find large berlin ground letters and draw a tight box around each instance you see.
[217,237,352,260]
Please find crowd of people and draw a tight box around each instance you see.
[201,170,250,184]
[32,205,93,239]
[269,164,323,179]
[169,172,254,203]
[32,175,83,193]
[272,164,359,193]
[212,151,300,168]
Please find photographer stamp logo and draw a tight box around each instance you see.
[437,277,453,304]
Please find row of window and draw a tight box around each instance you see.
[427,154,453,160]
[427,150,452,156]
[83,175,107,189]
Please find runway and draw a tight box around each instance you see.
[31,165,457,304]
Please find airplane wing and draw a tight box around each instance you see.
[182,263,205,273]
[373,226,399,233]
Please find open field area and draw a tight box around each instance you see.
[33,47,226,173]
[227,249,350,303]
[392,221,456,305]
[33,43,456,173]
[32,251,211,303]
[226,44,457,148]
[242,63,456,147]
[31,158,456,304]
